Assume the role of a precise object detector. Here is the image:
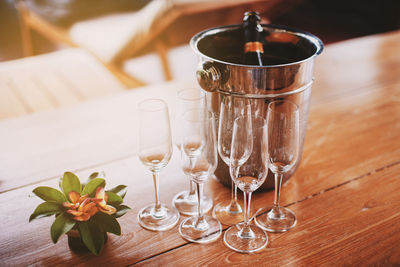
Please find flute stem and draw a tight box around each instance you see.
[239,191,254,239]
[194,181,208,230]
[152,171,164,218]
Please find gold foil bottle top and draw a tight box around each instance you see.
[244,41,264,53]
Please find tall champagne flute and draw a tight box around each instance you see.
[179,109,221,243]
[173,88,213,215]
[255,100,299,232]
[213,96,250,225]
[224,114,269,253]
[137,99,180,231]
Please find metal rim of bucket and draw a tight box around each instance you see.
[214,79,314,99]
[190,24,324,69]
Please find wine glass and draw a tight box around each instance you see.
[213,96,250,225]
[179,109,222,243]
[137,99,180,231]
[173,88,213,215]
[255,100,299,232]
[224,114,269,253]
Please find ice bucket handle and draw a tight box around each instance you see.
[196,61,220,92]
[196,61,230,92]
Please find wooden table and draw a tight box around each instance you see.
[1,30,399,266]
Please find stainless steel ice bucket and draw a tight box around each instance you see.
[191,24,323,190]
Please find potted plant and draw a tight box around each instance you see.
[29,171,131,255]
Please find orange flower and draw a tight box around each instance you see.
[93,187,117,215]
[62,187,116,221]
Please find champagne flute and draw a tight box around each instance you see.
[173,88,213,215]
[179,109,221,243]
[137,99,180,231]
[224,114,269,253]
[213,96,250,225]
[255,100,299,232]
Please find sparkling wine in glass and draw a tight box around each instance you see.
[255,100,299,232]
[179,109,222,243]
[173,88,213,215]
[224,114,269,253]
[137,99,180,231]
[213,96,250,225]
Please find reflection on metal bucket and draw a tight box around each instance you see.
[191,24,323,190]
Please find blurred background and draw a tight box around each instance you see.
[1,0,398,61]
[0,0,399,119]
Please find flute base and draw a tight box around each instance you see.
[255,206,297,233]
[138,203,180,231]
[224,223,268,253]
[212,200,243,226]
[179,215,222,243]
[172,190,213,216]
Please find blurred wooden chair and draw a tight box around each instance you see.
[15,0,300,87]
[0,48,124,119]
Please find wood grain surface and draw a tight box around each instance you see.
[0,30,399,266]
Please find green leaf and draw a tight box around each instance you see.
[50,212,76,243]
[114,205,131,218]
[58,176,63,190]
[62,172,81,198]
[81,178,105,197]
[29,202,63,222]
[82,172,104,188]
[93,212,121,235]
[78,220,105,255]
[108,185,128,199]
[33,186,67,203]
[88,172,100,180]
[105,191,123,206]
[89,171,106,179]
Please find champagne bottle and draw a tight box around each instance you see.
[242,11,264,66]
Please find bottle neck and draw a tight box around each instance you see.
[243,20,264,55]
[242,11,264,66]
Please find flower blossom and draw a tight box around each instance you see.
[63,187,116,221]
